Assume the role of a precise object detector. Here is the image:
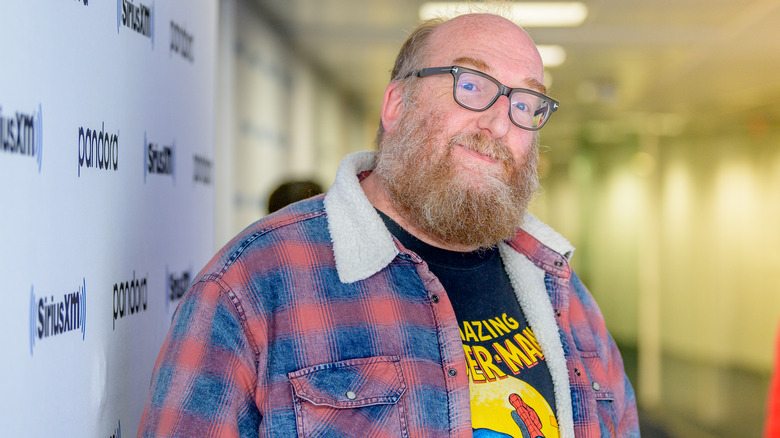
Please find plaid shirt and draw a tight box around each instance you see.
[138,152,639,437]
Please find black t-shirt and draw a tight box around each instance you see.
[379,211,560,437]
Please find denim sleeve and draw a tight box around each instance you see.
[137,279,261,437]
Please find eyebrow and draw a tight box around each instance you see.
[452,56,548,95]
[524,78,547,95]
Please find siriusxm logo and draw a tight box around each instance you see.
[170,20,194,62]
[0,104,43,173]
[29,280,87,356]
[118,0,154,47]
[78,122,119,177]
[144,133,175,183]
[113,271,148,329]
[193,154,212,185]
[165,266,191,312]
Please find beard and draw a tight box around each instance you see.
[374,103,539,250]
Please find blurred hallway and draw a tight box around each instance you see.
[215,1,780,436]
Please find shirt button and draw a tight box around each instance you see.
[346,391,357,400]
[447,368,457,377]
[554,260,564,268]
[592,382,601,391]
[554,309,561,317]
[431,294,440,303]
[574,368,581,376]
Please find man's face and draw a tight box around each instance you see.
[374,15,545,249]
[409,15,546,183]
[375,88,539,249]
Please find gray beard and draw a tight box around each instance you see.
[374,105,539,249]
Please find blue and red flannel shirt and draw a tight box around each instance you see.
[138,151,639,437]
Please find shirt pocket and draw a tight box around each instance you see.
[579,351,615,402]
[288,355,408,438]
[579,351,618,436]
[568,292,614,402]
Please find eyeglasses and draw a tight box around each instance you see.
[407,65,559,131]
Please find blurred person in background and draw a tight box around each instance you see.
[267,179,323,214]
[138,12,638,438]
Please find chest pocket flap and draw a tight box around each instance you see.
[289,355,406,408]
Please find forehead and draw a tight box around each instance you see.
[424,14,544,89]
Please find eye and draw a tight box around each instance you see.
[459,81,478,92]
[512,93,540,114]
[513,101,529,112]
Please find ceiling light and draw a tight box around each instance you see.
[419,2,588,27]
[537,45,566,67]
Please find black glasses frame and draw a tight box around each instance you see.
[407,65,559,131]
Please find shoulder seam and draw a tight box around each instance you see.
[217,210,326,277]
[198,274,262,379]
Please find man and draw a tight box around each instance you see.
[139,13,638,438]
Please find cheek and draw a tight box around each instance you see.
[507,132,538,165]
[441,111,481,143]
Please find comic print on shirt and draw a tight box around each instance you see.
[464,315,558,438]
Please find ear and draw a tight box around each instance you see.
[380,81,405,135]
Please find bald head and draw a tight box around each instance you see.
[377,13,545,142]
[428,14,540,58]
[423,14,544,89]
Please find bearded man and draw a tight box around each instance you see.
[139,13,639,438]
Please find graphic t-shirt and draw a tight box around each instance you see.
[379,212,559,438]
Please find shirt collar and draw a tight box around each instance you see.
[323,151,575,284]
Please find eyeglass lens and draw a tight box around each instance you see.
[455,71,550,129]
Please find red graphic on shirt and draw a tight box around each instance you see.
[509,393,545,438]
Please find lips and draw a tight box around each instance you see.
[456,144,499,163]
[450,131,510,161]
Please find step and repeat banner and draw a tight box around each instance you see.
[0,0,217,435]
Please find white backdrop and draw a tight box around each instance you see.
[0,0,217,435]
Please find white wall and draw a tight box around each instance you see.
[0,0,217,435]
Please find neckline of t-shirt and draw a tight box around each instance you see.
[376,209,498,269]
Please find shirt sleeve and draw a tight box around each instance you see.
[137,278,261,437]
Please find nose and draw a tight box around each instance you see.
[476,95,512,139]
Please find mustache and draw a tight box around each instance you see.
[448,131,515,165]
